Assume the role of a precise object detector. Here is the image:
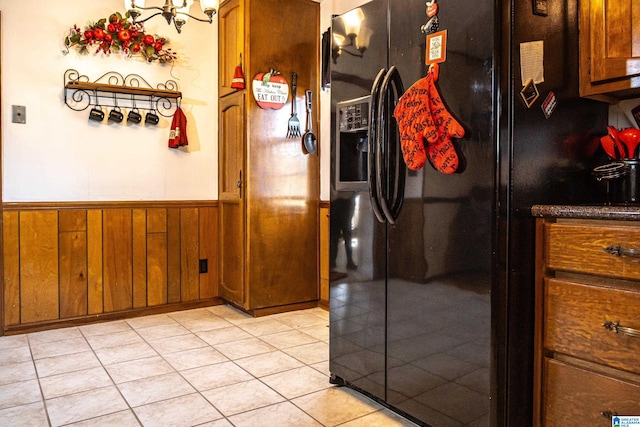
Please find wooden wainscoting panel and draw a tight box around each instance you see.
[103,209,133,312]
[132,209,147,308]
[2,202,219,333]
[147,232,168,306]
[320,204,330,306]
[147,208,168,307]
[87,210,104,315]
[59,210,89,319]
[59,210,86,232]
[147,208,167,233]
[167,208,182,303]
[181,208,200,302]
[59,229,88,319]
[20,211,59,323]
[199,207,218,299]
[3,212,20,326]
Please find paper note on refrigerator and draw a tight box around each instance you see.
[520,41,544,85]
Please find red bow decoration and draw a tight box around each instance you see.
[231,54,245,90]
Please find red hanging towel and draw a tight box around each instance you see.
[168,107,188,148]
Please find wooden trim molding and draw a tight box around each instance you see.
[3,200,218,211]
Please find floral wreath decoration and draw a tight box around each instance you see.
[63,12,177,64]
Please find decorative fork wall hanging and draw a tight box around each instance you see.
[286,72,301,138]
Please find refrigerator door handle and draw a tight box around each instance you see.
[387,66,406,220]
[376,66,405,224]
[368,68,387,224]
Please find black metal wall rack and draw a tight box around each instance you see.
[63,69,182,117]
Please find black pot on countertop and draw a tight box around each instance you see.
[593,160,640,205]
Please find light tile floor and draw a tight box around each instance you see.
[0,305,418,427]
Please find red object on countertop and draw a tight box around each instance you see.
[618,127,640,159]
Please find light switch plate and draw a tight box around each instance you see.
[12,105,26,124]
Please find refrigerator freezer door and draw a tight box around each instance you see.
[329,0,390,403]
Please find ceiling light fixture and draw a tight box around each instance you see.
[124,0,218,33]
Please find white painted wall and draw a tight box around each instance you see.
[0,0,374,202]
[1,0,217,201]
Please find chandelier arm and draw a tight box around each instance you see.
[130,4,164,12]
[133,11,166,24]
[340,48,364,58]
[175,11,215,23]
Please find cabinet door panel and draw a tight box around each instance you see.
[544,358,640,426]
[588,0,640,83]
[219,0,243,97]
[580,0,640,98]
[218,92,246,307]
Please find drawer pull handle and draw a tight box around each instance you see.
[601,411,618,420]
[604,244,640,258]
[603,321,640,338]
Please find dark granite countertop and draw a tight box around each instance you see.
[531,205,640,221]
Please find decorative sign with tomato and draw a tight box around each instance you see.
[252,70,289,110]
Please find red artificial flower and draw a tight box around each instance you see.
[63,12,176,64]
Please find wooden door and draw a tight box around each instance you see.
[218,92,246,307]
[218,0,244,98]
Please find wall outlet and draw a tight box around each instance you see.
[12,105,26,124]
[199,259,208,274]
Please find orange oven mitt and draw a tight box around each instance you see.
[394,64,464,174]
[394,76,433,170]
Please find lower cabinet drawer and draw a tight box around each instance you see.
[544,358,640,426]
[545,221,640,280]
[545,278,640,374]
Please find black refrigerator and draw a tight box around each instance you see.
[328,0,609,426]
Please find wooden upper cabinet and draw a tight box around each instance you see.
[219,0,244,98]
[580,0,640,101]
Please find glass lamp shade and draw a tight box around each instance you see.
[356,26,373,50]
[342,8,364,38]
[333,33,345,48]
[200,0,218,12]
[176,0,194,22]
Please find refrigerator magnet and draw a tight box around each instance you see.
[426,30,447,65]
[520,78,539,108]
[541,91,557,119]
